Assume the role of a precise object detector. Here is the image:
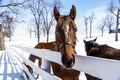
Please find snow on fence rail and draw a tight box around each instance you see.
[8,45,120,80]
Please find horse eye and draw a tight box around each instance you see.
[70,22,77,32]
[71,26,77,32]
[73,26,77,32]
[57,28,62,32]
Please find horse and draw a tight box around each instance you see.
[25,5,80,80]
[51,5,80,80]
[25,41,56,79]
[83,38,120,80]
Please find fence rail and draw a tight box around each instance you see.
[8,45,60,80]
[8,45,120,80]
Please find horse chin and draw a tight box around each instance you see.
[62,54,75,68]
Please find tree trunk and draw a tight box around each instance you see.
[102,29,103,36]
[115,9,120,41]
[109,26,111,34]
[8,24,11,41]
[90,23,92,38]
[34,31,36,38]
[30,31,31,38]
[86,26,88,38]
[37,25,40,43]
[0,33,5,50]
[0,24,5,50]
[46,31,49,42]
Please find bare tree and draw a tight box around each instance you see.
[0,0,30,15]
[105,14,115,33]
[89,13,94,38]
[0,0,30,50]
[5,16,14,41]
[27,25,33,38]
[0,11,15,41]
[41,6,54,42]
[0,14,13,40]
[26,0,44,43]
[25,18,36,38]
[98,18,107,36]
[0,0,30,41]
[84,16,88,38]
[53,0,63,10]
[0,0,29,7]
[108,0,120,41]
[41,0,62,42]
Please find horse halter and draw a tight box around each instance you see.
[55,21,77,51]
[55,27,76,51]
[59,42,75,50]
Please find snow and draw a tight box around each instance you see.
[2,32,120,80]
[0,51,24,80]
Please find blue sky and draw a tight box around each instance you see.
[60,0,110,17]
[56,0,113,35]
[15,0,118,36]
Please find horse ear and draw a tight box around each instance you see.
[69,5,76,20]
[94,37,97,42]
[83,40,86,43]
[54,7,60,21]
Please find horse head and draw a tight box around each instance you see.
[54,5,77,68]
[83,38,98,55]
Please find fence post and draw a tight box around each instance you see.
[42,59,51,73]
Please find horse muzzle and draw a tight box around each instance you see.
[61,54,75,68]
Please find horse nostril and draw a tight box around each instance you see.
[62,54,75,68]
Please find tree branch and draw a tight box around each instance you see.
[0,0,29,7]
[7,6,18,15]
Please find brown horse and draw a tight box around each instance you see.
[83,38,120,80]
[25,5,80,80]
[25,41,56,79]
[51,5,80,80]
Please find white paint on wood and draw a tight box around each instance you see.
[11,45,120,80]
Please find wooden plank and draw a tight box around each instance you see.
[11,45,62,65]
[10,47,60,80]
[73,55,120,80]
[11,45,120,80]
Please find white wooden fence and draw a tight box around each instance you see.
[7,45,120,80]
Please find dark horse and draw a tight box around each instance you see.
[25,5,80,80]
[83,38,120,80]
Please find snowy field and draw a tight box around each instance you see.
[0,51,24,80]
[2,33,120,80]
